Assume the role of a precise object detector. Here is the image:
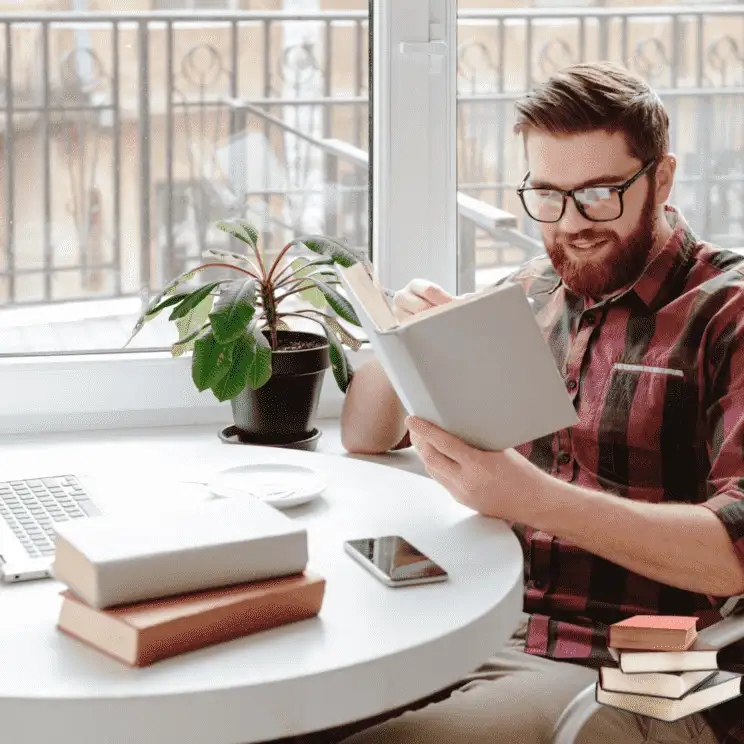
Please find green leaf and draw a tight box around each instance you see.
[289,235,366,269]
[171,322,210,357]
[172,294,214,356]
[296,277,327,309]
[175,293,214,338]
[192,332,233,392]
[232,219,261,248]
[210,333,256,402]
[313,318,352,392]
[145,292,190,319]
[208,278,258,344]
[321,314,362,351]
[279,256,334,285]
[169,282,222,321]
[305,276,361,326]
[202,247,259,272]
[124,261,218,347]
[214,218,258,249]
[246,324,273,389]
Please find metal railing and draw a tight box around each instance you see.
[0,7,742,309]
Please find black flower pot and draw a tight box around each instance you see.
[229,330,331,445]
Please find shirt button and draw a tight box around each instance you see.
[566,378,577,392]
[584,312,596,325]
[557,451,571,465]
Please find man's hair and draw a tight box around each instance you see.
[513,61,669,163]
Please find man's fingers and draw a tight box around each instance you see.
[412,436,460,479]
[394,291,434,316]
[409,279,452,306]
[407,417,471,464]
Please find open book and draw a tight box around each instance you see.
[338,263,579,451]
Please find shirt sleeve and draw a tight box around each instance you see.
[390,430,412,451]
[699,296,744,589]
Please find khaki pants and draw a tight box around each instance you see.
[278,614,718,744]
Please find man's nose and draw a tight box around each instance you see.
[558,196,594,232]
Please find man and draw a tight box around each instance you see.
[336,61,744,744]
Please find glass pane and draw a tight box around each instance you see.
[0,0,370,355]
[456,1,744,292]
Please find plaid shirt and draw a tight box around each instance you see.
[396,207,744,742]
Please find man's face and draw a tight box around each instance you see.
[524,130,658,299]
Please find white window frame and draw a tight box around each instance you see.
[0,1,457,437]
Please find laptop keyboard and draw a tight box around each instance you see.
[0,475,99,559]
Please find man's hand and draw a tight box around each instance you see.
[393,279,453,323]
[406,415,548,523]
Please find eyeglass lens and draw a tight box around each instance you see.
[522,187,622,222]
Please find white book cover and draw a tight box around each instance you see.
[51,497,308,609]
[608,639,720,673]
[595,671,742,722]
[599,666,715,699]
[338,263,578,451]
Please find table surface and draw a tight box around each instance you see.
[0,423,523,744]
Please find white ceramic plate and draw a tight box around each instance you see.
[206,463,328,509]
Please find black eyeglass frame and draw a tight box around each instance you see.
[516,159,657,223]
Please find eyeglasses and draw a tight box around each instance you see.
[516,160,656,223]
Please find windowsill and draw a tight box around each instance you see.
[0,346,375,436]
[0,417,429,479]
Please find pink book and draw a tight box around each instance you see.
[608,615,698,652]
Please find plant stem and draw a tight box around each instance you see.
[261,280,279,350]
[274,278,341,306]
[266,240,296,284]
[194,262,259,280]
[271,260,296,287]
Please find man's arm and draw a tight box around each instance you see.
[409,278,744,599]
[340,359,408,454]
[501,290,744,600]
[526,479,744,598]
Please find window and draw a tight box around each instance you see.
[0,1,456,434]
[456,2,744,292]
[154,1,236,8]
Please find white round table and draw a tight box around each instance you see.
[0,436,524,744]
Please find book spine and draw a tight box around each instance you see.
[135,577,326,666]
[95,531,309,609]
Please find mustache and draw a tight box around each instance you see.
[557,230,615,243]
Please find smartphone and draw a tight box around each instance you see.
[343,535,449,587]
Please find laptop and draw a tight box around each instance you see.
[0,474,102,583]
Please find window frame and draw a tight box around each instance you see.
[0,2,458,436]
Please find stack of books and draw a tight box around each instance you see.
[596,615,743,721]
[50,497,325,667]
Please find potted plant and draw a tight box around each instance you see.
[125,218,367,447]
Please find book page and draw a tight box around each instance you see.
[396,284,509,328]
[337,263,397,331]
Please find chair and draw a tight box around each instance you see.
[550,613,744,744]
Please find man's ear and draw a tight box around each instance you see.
[655,153,676,204]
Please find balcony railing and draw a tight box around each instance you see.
[0,6,742,313]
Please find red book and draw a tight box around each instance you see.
[608,615,698,652]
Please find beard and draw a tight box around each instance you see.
[545,187,657,299]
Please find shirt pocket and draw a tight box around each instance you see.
[592,360,691,489]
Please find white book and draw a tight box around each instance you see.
[338,263,578,451]
[599,666,715,699]
[608,639,720,673]
[595,671,742,722]
[51,497,308,609]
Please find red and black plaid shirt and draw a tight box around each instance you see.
[396,206,744,742]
